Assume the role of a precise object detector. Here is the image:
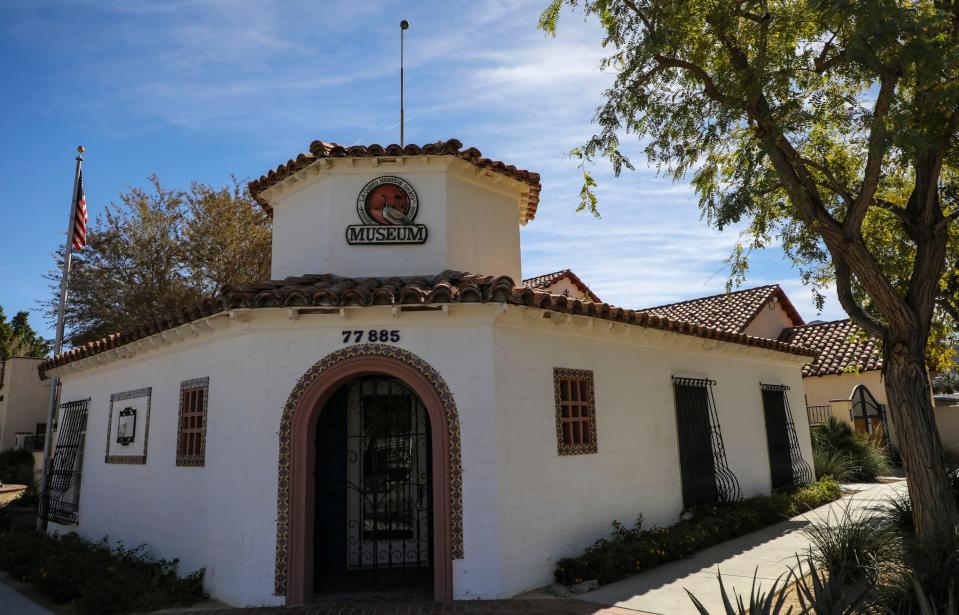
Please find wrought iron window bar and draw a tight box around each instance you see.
[760,383,813,488]
[672,376,741,506]
[40,399,89,525]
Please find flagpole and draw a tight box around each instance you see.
[38,145,84,532]
[400,19,409,147]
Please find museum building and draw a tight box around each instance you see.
[39,139,816,607]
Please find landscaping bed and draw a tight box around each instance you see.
[0,530,206,615]
[554,478,842,586]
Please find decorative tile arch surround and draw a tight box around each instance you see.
[274,343,464,599]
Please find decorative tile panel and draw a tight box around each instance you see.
[105,387,151,465]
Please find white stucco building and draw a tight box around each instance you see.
[40,140,815,607]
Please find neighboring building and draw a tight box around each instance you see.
[776,320,891,441]
[523,269,601,303]
[39,139,815,607]
[0,356,51,460]
[644,287,902,449]
[643,284,805,340]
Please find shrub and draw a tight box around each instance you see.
[554,478,842,586]
[803,506,902,587]
[0,530,206,615]
[0,448,34,486]
[812,448,859,482]
[811,417,889,482]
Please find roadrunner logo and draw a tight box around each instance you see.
[347,176,428,245]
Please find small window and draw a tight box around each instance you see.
[176,378,209,467]
[553,368,597,455]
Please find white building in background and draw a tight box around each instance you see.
[40,139,815,607]
[0,356,52,474]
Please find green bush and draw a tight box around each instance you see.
[554,478,842,586]
[0,530,206,615]
[0,447,34,486]
[811,417,889,482]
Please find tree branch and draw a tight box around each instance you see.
[845,72,898,232]
[652,55,745,106]
[834,253,888,339]
[799,156,855,207]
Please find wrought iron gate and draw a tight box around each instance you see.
[850,384,888,445]
[760,384,813,490]
[40,399,89,525]
[672,377,741,508]
[314,377,432,593]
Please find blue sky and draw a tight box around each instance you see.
[0,0,845,339]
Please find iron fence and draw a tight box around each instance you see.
[806,405,832,426]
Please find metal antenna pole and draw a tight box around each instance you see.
[38,145,84,531]
[400,19,409,146]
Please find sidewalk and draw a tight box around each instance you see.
[0,576,56,615]
[578,480,907,615]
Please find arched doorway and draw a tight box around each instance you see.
[850,384,889,446]
[314,376,433,596]
[275,345,462,604]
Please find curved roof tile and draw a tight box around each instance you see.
[641,285,805,334]
[778,319,882,377]
[248,139,542,222]
[39,272,814,379]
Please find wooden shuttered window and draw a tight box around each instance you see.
[553,368,598,455]
[176,378,209,467]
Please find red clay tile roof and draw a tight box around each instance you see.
[39,271,813,378]
[641,285,805,335]
[248,139,542,222]
[778,319,882,377]
[522,269,601,303]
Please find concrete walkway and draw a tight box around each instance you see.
[578,480,907,615]
[0,576,57,615]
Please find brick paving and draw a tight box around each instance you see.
[193,599,648,614]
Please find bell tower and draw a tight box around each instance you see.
[248,140,540,283]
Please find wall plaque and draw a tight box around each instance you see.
[105,387,151,464]
[346,176,428,245]
[116,407,137,445]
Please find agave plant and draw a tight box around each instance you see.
[686,569,791,615]
[686,557,875,614]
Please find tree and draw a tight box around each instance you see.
[0,307,51,359]
[541,0,959,557]
[45,176,271,346]
[182,179,272,297]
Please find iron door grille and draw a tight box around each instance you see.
[40,399,89,525]
[760,384,813,489]
[314,378,433,593]
[672,377,741,508]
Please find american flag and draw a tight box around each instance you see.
[72,169,88,250]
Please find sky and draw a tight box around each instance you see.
[0,0,846,340]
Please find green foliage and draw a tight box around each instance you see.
[0,530,206,615]
[812,447,859,483]
[0,308,50,359]
[688,557,871,614]
[689,494,959,613]
[554,478,841,585]
[803,506,902,587]
[687,571,790,615]
[45,176,272,346]
[0,448,34,486]
[811,417,889,482]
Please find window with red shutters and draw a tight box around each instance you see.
[176,377,209,467]
[553,368,598,455]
